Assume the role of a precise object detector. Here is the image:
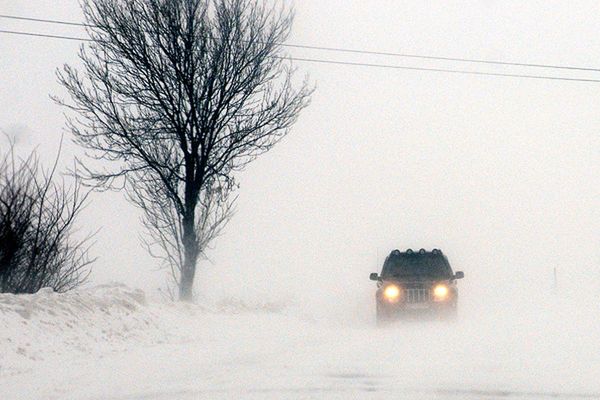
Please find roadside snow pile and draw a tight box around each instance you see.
[0,283,197,375]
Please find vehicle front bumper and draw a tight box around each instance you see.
[377,299,456,319]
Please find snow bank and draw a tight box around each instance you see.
[0,284,196,376]
[0,283,293,379]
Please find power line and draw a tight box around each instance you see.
[282,56,600,83]
[283,44,600,73]
[2,13,600,73]
[2,28,600,84]
[0,14,91,27]
[0,29,91,42]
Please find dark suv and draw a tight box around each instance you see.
[369,249,464,322]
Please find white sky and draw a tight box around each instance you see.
[0,1,598,307]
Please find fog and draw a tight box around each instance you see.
[1,1,599,398]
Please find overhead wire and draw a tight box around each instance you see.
[0,14,92,28]
[1,19,600,83]
[2,13,600,73]
[0,29,91,42]
[277,56,600,83]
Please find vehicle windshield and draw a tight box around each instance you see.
[382,253,452,279]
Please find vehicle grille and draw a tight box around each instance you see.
[405,288,430,303]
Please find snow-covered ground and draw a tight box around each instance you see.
[1,284,599,400]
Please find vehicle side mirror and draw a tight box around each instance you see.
[454,271,464,280]
[369,273,379,281]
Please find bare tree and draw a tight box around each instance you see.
[56,0,312,301]
[0,138,94,294]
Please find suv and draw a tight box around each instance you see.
[369,249,464,322]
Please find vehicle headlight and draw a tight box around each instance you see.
[433,284,449,299]
[383,285,401,301]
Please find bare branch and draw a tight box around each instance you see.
[0,135,95,294]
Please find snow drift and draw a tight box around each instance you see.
[2,283,600,399]
[0,284,188,375]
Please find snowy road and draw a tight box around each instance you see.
[2,286,599,399]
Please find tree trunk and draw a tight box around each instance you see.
[179,213,198,302]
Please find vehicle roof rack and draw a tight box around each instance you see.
[390,248,445,256]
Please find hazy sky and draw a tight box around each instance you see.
[0,1,598,306]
